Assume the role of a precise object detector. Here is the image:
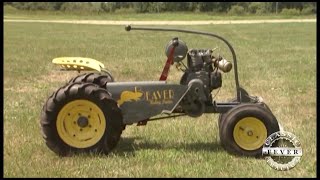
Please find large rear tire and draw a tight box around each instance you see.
[68,72,114,88]
[219,103,279,157]
[68,72,126,130]
[40,82,123,156]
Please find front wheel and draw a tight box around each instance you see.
[219,103,279,157]
[40,82,123,156]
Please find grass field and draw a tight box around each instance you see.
[3,20,316,177]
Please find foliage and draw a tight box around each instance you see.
[11,2,63,11]
[228,5,245,15]
[5,2,317,15]
[3,5,18,14]
[281,8,301,16]
[248,2,269,14]
[301,3,316,15]
[114,7,136,14]
[101,2,117,13]
[60,2,101,13]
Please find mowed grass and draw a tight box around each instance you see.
[3,22,316,177]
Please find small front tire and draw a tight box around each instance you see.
[219,103,279,157]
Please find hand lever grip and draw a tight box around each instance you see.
[172,37,179,47]
[125,25,131,31]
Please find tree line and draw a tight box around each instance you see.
[4,2,317,15]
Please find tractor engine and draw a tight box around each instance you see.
[184,48,222,92]
[165,38,232,117]
[180,49,223,117]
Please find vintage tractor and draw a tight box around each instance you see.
[40,25,280,157]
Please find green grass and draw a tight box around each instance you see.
[3,7,316,21]
[4,21,316,177]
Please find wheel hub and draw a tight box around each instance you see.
[56,100,106,148]
[247,130,253,136]
[77,116,89,128]
[233,117,267,151]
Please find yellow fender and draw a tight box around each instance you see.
[52,57,105,72]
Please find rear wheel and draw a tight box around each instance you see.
[68,73,127,130]
[40,82,123,156]
[68,72,114,88]
[219,103,279,157]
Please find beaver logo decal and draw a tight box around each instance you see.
[117,88,143,106]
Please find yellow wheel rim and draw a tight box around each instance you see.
[56,100,106,148]
[233,117,267,151]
